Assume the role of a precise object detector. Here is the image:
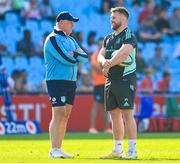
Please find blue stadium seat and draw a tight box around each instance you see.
[3,39,16,54]
[160,42,173,57]
[50,0,71,14]
[153,72,162,83]
[170,74,180,92]
[88,0,101,8]
[0,23,4,33]
[0,21,5,31]
[2,57,14,75]
[141,43,157,61]
[127,7,141,32]
[145,42,157,50]
[40,19,53,33]
[75,0,87,8]
[173,36,180,43]
[29,58,45,75]
[27,71,44,87]
[29,56,43,67]
[4,11,20,27]
[162,35,173,43]
[168,59,180,76]
[82,6,95,18]
[25,19,39,33]
[5,26,20,42]
[29,56,45,79]
[31,30,43,45]
[14,56,29,71]
[0,26,5,41]
[0,0,179,93]
[138,43,144,50]
[171,0,180,9]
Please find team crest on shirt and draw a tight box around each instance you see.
[52,97,56,102]
[61,96,66,103]
[51,97,57,104]
[116,38,121,44]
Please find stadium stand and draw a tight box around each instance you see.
[0,0,179,93]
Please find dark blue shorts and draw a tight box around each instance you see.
[93,85,104,104]
[46,80,76,107]
[105,73,136,111]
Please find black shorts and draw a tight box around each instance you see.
[46,80,76,107]
[105,73,136,111]
[93,85,104,103]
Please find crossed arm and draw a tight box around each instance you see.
[97,44,134,76]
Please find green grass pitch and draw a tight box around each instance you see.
[0,132,180,163]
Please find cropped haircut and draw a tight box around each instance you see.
[111,7,129,19]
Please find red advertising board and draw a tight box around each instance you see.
[0,94,180,132]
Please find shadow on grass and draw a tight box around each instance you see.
[0,132,180,140]
[46,157,180,163]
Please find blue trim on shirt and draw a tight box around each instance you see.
[74,52,88,58]
[50,36,77,64]
[54,29,66,36]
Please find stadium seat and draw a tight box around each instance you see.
[31,30,43,45]
[0,0,179,92]
[171,0,180,9]
[40,19,53,33]
[127,7,141,32]
[168,58,180,74]
[0,19,5,29]
[88,0,101,8]
[152,72,162,84]
[170,74,180,92]
[25,19,39,33]
[138,42,144,50]
[29,56,45,75]
[74,0,90,9]
[160,42,173,57]
[0,23,4,33]
[27,71,44,87]
[145,42,157,50]
[162,35,173,43]
[4,11,20,27]
[50,0,71,14]
[173,36,180,43]
[141,43,157,62]
[14,56,29,71]
[3,39,16,54]
[5,26,20,42]
[29,56,43,68]
[2,57,14,75]
[0,27,5,42]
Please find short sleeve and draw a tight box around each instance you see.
[103,34,111,48]
[123,33,137,48]
[103,36,108,48]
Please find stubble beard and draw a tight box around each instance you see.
[112,22,121,31]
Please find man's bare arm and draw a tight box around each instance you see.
[97,46,111,77]
[109,44,134,67]
[97,47,106,66]
[97,47,111,68]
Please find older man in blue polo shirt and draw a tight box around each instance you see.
[44,11,88,158]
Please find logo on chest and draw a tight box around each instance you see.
[116,38,121,44]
